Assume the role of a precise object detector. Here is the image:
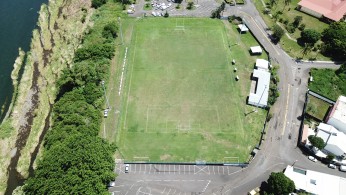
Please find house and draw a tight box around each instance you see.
[250,46,262,55]
[316,123,346,157]
[298,0,346,21]
[238,24,249,33]
[248,69,270,108]
[326,96,346,134]
[255,59,269,71]
[284,165,346,195]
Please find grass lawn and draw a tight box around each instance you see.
[306,95,331,121]
[252,0,330,60]
[113,18,267,163]
[309,68,346,101]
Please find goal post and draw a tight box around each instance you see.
[133,156,150,163]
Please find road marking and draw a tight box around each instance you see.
[281,85,290,136]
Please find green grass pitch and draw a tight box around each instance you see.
[117,18,267,162]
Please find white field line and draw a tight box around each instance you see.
[119,47,128,96]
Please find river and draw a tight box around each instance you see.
[0,0,47,121]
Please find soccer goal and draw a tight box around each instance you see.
[174,18,186,31]
[223,157,240,164]
[133,156,150,163]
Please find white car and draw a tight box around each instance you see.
[308,156,317,162]
[328,164,336,169]
[108,181,115,187]
[104,109,109,117]
[340,165,346,172]
[125,164,129,173]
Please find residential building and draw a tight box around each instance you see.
[316,123,346,157]
[326,95,346,134]
[298,0,346,21]
[284,165,346,195]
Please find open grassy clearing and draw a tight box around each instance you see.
[113,18,266,162]
[306,95,331,121]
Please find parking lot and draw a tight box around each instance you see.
[115,163,243,176]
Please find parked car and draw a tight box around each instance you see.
[308,156,317,162]
[104,109,109,117]
[125,164,129,173]
[328,164,336,169]
[340,165,346,172]
[108,181,115,187]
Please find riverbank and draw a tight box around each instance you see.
[0,0,94,193]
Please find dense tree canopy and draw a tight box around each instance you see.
[267,172,295,195]
[24,2,120,194]
[300,29,320,45]
[321,22,346,60]
[308,135,325,150]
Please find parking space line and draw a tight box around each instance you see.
[134,164,137,173]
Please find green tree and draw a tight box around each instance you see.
[164,11,169,18]
[321,22,346,60]
[102,22,118,39]
[267,172,295,195]
[326,154,336,162]
[308,135,325,150]
[187,1,194,10]
[300,29,321,45]
[293,16,303,27]
[272,24,285,42]
[283,0,292,9]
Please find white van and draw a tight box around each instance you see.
[340,165,346,172]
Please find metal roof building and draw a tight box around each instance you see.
[248,69,270,108]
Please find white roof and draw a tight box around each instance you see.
[248,69,270,107]
[255,59,269,71]
[329,95,346,124]
[250,46,262,53]
[238,24,249,32]
[284,165,346,195]
[317,123,346,156]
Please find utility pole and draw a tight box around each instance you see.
[101,80,110,109]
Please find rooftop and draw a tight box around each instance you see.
[238,24,249,32]
[255,59,269,71]
[250,46,262,54]
[298,0,346,21]
[329,96,346,123]
[248,69,270,107]
[284,165,346,195]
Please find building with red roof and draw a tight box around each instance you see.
[298,0,346,21]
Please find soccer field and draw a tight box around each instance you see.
[117,18,266,162]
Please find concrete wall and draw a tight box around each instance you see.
[300,7,323,18]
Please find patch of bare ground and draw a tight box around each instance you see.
[160,154,172,161]
[1,0,94,194]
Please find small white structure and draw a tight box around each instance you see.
[250,46,263,54]
[255,59,269,71]
[327,96,346,134]
[238,24,249,33]
[248,69,270,108]
[284,165,346,195]
[316,123,346,157]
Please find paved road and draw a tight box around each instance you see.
[111,0,342,194]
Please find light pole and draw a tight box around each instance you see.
[254,84,267,112]
[118,17,124,45]
[292,160,298,167]
[101,80,110,109]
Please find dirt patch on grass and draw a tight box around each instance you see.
[160,154,172,161]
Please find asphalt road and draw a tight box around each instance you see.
[111,1,342,194]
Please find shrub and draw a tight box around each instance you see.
[102,22,118,39]
[164,11,169,18]
[298,23,306,31]
[92,0,107,8]
[286,23,295,33]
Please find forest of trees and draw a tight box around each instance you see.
[24,1,121,194]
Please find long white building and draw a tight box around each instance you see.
[327,96,346,134]
[248,69,270,108]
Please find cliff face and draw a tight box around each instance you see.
[0,0,93,193]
